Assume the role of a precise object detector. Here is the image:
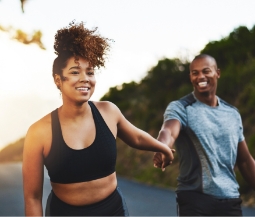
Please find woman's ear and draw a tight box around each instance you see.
[54,74,61,90]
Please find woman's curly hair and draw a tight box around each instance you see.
[52,20,111,80]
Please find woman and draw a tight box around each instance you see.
[22,21,174,216]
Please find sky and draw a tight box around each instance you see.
[1,0,255,150]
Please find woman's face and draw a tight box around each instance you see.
[55,56,96,105]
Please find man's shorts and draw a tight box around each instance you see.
[176,191,242,216]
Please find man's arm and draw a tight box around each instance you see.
[157,119,181,148]
[236,140,255,190]
[153,119,181,169]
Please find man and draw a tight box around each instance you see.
[154,54,255,216]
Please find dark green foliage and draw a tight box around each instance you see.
[201,26,255,69]
[102,58,192,135]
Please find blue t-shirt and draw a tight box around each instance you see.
[164,92,244,199]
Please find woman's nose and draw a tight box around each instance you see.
[79,73,89,82]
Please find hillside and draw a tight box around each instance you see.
[0,138,24,163]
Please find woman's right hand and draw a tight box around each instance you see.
[153,149,175,171]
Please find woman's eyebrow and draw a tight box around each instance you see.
[68,66,80,70]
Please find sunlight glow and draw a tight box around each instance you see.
[1,0,255,149]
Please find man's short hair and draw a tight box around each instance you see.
[191,54,218,70]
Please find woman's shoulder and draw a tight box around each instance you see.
[24,112,53,152]
[27,112,52,137]
[91,101,121,123]
[91,100,120,113]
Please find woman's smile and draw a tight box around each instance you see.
[75,86,90,93]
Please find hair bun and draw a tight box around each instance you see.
[54,20,111,68]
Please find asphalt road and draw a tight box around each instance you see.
[0,163,255,216]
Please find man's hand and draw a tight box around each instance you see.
[153,149,175,171]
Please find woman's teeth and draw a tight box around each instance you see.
[76,87,89,91]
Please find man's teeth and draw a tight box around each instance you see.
[76,87,89,91]
[198,82,207,87]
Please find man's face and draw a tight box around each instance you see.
[189,57,220,95]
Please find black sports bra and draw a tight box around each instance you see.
[44,101,117,184]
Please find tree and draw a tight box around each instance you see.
[20,0,27,12]
[0,0,45,49]
[1,0,29,12]
[0,25,45,49]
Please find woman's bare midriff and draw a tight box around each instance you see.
[50,172,117,206]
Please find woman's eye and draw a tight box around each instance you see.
[88,71,94,75]
[71,71,79,74]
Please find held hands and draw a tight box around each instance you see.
[153,149,175,171]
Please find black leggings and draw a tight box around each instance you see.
[45,187,129,216]
[176,191,242,216]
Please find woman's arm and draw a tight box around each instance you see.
[22,123,45,216]
[115,105,174,168]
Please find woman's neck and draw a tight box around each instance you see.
[59,101,91,120]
